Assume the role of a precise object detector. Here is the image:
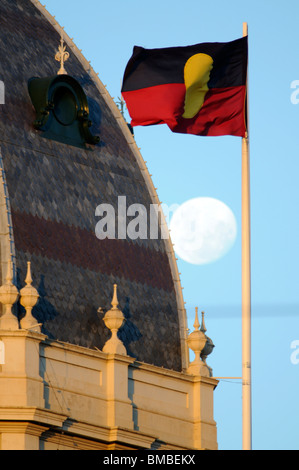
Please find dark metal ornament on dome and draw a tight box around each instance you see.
[28,38,100,148]
[200,310,215,376]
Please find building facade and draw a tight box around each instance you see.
[0,0,218,450]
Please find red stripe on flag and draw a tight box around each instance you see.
[122,84,246,137]
[122,84,186,129]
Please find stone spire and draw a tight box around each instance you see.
[20,262,40,332]
[0,260,19,330]
[102,284,127,355]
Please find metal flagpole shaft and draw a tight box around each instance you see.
[242,131,252,450]
[242,21,252,450]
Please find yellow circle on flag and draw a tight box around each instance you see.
[183,53,214,119]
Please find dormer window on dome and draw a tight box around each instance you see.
[28,38,100,148]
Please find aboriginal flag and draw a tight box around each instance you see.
[121,36,248,137]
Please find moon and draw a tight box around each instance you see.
[169,197,237,265]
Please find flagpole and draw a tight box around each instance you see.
[242,21,252,451]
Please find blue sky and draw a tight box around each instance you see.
[44,0,299,450]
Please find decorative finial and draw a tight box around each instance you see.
[194,307,200,330]
[24,261,33,285]
[200,311,207,334]
[111,284,119,309]
[20,262,41,332]
[55,37,70,75]
[5,259,13,284]
[116,95,126,118]
[0,259,19,330]
[187,307,207,376]
[116,91,134,135]
[101,285,127,355]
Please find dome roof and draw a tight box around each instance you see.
[0,0,188,371]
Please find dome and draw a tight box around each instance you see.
[0,0,188,371]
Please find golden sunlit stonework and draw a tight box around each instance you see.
[0,0,218,450]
